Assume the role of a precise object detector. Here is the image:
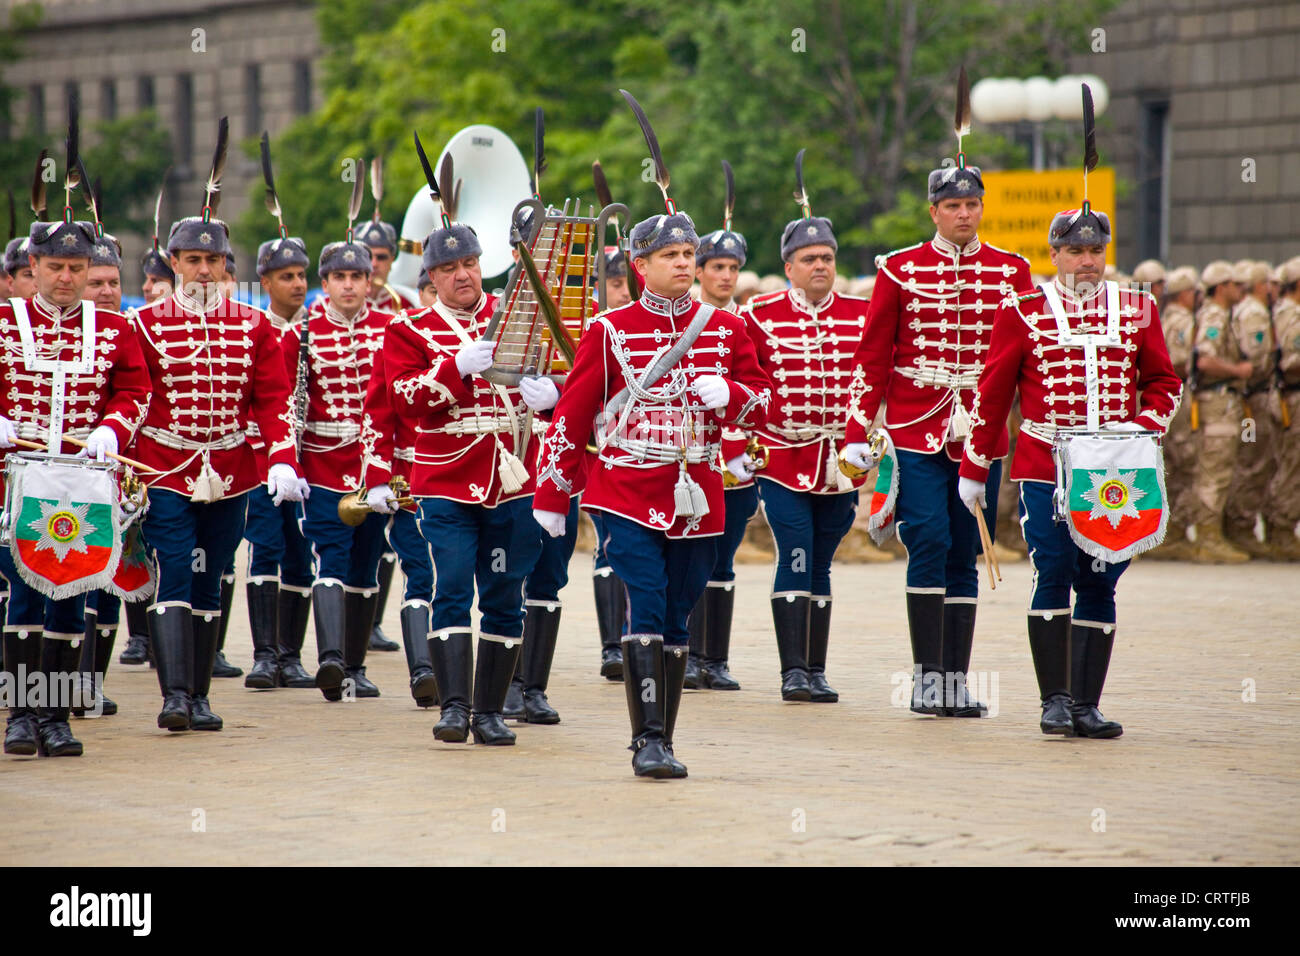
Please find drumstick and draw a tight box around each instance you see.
[7,435,161,473]
[973,504,1001,589]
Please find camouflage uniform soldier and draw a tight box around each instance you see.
[1131,259,1166,301]
[1189,261,1251,563]
[1263,257,1300,560]
[1223,260,1277,557]
[1150,266,1199,559]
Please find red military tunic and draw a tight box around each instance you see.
[361,312,418,513]
[131,290,298,497]
[281,302,389,492]
[248,306,305,476]
[384,292,542,506]
[846,234,1032,461]
[741,288,868,493]
[533,289,772,538]
[707,297,759,491]
[959,280,1183,485]
[0,295,152,493]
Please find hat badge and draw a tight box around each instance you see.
[61,233,78,248]
[722,237,735,249]
[955,178,972,193]
[199,231,213,245]
[671,227,684,239]
[445,236,459,250]
[1080,224,1096,239]
[342,249,357,263]
[807,225,819,236]
[94,242,108,256]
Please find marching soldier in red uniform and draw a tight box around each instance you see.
[383,150,545,746]
[131,119,305,732]
[1,215,152,757]
[533,90,772,777]
[741,153,868,704]
[957,89,1181,737]
[292,220,391,702]
[5,238,36,301]
[843,79,1032,716]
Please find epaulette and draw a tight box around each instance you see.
[1016,289,1045,304]
[874,241,926,269]
[981,242,1031,268]
[747,290,788,309]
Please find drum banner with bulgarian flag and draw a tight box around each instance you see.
[106,523,155,602]
[866,429,899,545]
[1059,433,1168,563]
[7,456,122,599]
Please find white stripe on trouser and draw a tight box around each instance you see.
[621,632,663,644]
[1072,618,1114,633]
[479,632,520,647]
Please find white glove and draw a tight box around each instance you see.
[840,442,879,472]
[726,454,756,482]
[958,476,987,515]
[534,508,566,538]
[297,477,311,501]
[454,339,496,377]
[0,416,17,449]
[268,463,305,506]
[366,484,399,514]
[518,375,559,412]
[78,425,118,463]
[694,374,730,411]
[1102,420,1144,432]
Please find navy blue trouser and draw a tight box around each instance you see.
[301,486,388,591]
[598,512,716,646]
[1019,481,1128,622]
[711,483,759,582]
[244,490,313,588]
[526,496,581,603]
[417,496,542,637]
[757,478,857,596]
[894,450,1001,599]
[143,489,248,611]
[0,549,85,636]
[86,589,120,627]
[385,507,433,603]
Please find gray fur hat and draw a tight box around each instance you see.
[1048,207,1111,248]
[421,223,482,271]
[696,228,748,268]
[603,246,627,279]
[141,248,175,283]
[780,216,837,262]
[4,237,30,274]
[318,240,372,277]
[629,212,698,260]
[927,164,984,203]
[167,216,232,257]
[353,219,398,255]
[224,251,237,276]
[256,237,309,277]
[90,234,123,269]
[27,220,98,259]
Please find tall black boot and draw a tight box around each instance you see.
[1027,612,1074,736]
[311,583,347,701]
[94,617,119,714]
[503,607,528,721]
[771,595,811,701]
[36,636,84,756]
[211,574,242,678]
[72,610,117,717]
[942,600,987,717]
[120,600,152,665]
[593,569,625,681]
[344,589,381,698]
[521,603,561,724]
[430,630,473,742]
[399,602,438,706]
[368,554,400,651]
[906,591,946,715]
[151,605,194,730]
[276,587,315,687]
[72,611,98,717]
[4,630,41,754]
[1069,621,1123,738]
[661,645,689,778]
[470,636,522,745]
[244,580,281,689]
[622,634,673,778]
[807,597,838,703]
[700,583,740,690]
[189,611,223,731]
[684,595,706,689]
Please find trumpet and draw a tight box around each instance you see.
[337,475,415,526]
[836,430,887,480]
[723,437,770,487]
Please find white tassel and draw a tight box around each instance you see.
[827,447,853,491]
[190,456,225,503]
[687,472,710,519]
[947,401,972,441]
[497,447,528,495]
[673,466,696,519]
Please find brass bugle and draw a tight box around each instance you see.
[723,437,769,487]
[337,477,415,526]
[836,430,886,480]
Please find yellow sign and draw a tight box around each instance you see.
[978,168,1115,275]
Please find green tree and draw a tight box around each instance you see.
[0,2,45,235]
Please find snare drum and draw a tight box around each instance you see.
[2,452,124,598]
